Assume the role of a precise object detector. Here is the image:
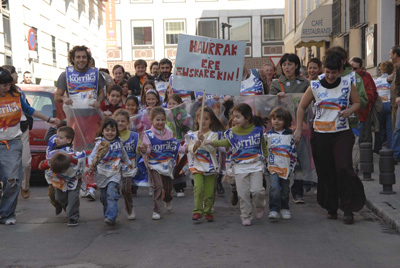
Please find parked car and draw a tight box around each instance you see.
[18,85,66,171]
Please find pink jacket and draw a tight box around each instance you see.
[142,125,186,155]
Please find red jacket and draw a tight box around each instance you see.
[357,70,377,122]
[100,100,125,115]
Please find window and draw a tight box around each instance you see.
[2,0,9,10]
[361,25,366,61]
[262,17,283,42]
[228,17,251,43]
[52,36,57,66]
[165,20,185,45]
[25,92,56,120]
[350,0,360,28]
[132,20,153,46]
[332,0,341,36]
[197,19,218,38]
[3,16,11,52]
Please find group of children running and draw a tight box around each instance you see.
[41,77,297,227]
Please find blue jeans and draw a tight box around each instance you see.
[392,106,400,159]
[0,139,23,222]
[375,102,392,151]
[100,181,120,222]
[269,173,290,212]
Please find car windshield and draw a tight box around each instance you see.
[24,91,56,120]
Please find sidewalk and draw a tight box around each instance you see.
[361,153,400,232]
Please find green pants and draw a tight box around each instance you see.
[193,173,216,215]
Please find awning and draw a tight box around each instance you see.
[294,4,332,48]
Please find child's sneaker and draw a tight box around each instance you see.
[268,211,279,220]
[104,218,115,225]
[293,195,305,204]
[86,187,96,201]
[148,187,153,196]
[192,213,202,221]
[152,212,161,220]
[127,210,136,220]
[68,219,78,227]
[177,192,185,198]
[80,189,87,198]
[256,208,264,219]
[4,217,16,225]
[241,219,252,226]
[205,214,214,222]
[164,201,172,211]
[281,209,291,220]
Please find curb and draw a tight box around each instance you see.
[365,197,400,233]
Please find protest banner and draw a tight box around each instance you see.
[172,34,246,96]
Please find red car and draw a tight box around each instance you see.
[18,85,66,171]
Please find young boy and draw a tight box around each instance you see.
[39,126,86,227]
[100,84,125,116]
[266,107,297,221]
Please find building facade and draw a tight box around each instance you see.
[0,0,107,85]
[107,0,284,74]
[284,0,398,77]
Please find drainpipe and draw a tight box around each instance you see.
[294,0,297,53]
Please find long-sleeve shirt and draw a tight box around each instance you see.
[391,65,400,107]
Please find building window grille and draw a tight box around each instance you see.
[350,0,360,28]
[332,0,341,36]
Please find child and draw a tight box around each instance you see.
[205,103,268,226]
[167,94,188,197]
[186,106,225,222]
[126,95,139,117]
[39,126,86,227]
[113,109,146,220]
[143,88,161,110]
[142,107,187,220]
[140,80,158,106]
[101,84,125,116]
[118,79,131,104]
[266,107,296,221]
[88,118,132,225]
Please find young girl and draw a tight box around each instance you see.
[141,107,187,220]
[266,107,296,221]
[140,80,158,106]
[114,109,146,220]
[100,85,125,116]
[206,103,268,226]
[125,96,139,117]
[88,118,132,225]
[118,79,130,104]
[186,106,225,222]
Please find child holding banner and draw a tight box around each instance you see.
[141,107,187,220]
[205,103,267,226]
[186,106,225,222]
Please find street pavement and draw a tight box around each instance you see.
[361,153,400,232]
[1,172,399,268]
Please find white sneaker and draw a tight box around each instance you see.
[148,187,153,196]
[281,209,291,220]
[164,201,172,211]
[177,192,185,198]
[268,211,279,220]
[86,187,96,201]
[5,217,16,225]
[152,212,161,220]
[171,188,177,196]
[80,189,87,198]
[127,210,136,220]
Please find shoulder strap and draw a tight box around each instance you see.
[278,81,285,93]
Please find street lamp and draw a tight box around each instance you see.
[221,23,232,40]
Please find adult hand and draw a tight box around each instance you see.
[63,97,73,106]
[49,118,60,126]
[396,97,400,106]
[91,101,101,108]
[294,129,302,144]
[339,108,352,119]
[277,92,286,98]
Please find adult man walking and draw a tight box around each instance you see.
[154,58,173,102]
[389,46,400,161]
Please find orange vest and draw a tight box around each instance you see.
[0,92,22,131]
